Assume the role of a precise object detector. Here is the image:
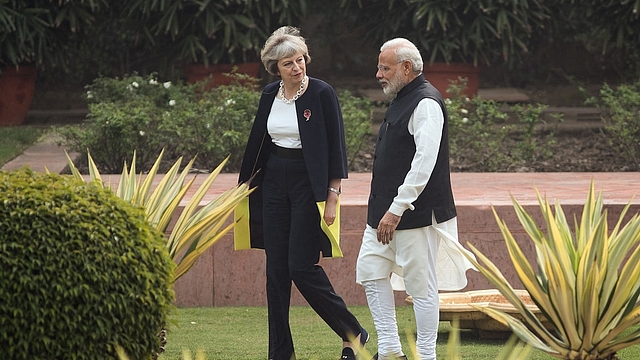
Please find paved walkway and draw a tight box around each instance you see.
[1,133,77,174]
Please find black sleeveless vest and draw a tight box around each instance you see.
[367,76,456,229]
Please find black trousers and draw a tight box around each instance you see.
[262,154,363,360]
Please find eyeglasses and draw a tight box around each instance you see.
[376,61,404,74]
[376,65,392,74]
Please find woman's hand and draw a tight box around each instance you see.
[324,179,341,226]
[323,191,338,225]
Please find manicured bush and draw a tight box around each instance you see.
[0,168,175,359]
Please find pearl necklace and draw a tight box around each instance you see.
[279,75,307,104]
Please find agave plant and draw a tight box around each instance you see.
[460,182,640,359]
[64,150,253,281]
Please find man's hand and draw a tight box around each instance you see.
[377,211,401,244]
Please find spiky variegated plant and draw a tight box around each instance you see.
[460,182,640,359]
[65,150,253,281]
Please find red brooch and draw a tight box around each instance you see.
[303,109,311,121]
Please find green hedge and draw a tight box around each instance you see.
[0,169,175,359]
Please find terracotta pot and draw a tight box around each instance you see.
[424,63,481,98]
[184,62,261,91]
[0,65,37,126]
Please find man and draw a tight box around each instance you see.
[356,38,476,360]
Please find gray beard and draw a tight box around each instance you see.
[382,86,397,96]
[383,75,408,96]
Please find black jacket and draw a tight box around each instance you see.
[367,76,456,229]
[237,77,348,252]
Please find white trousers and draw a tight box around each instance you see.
[356,216,476,360]
[362,278,438,359]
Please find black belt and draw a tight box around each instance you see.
[272,145,304,159]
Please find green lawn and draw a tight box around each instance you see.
[0,126,46,166]
[158,306,640,360]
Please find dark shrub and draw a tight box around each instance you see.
[0,169,175,359]
[587,80,640,170]
[339,89,373,170]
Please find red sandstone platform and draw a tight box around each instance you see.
[170,172,640,307]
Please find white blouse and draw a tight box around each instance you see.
[267,98,302,149]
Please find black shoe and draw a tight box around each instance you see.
[372,353,408,360]
[360,327,369,347]
[341,347,356,360]
[341,328,369,360]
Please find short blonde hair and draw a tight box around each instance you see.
[261,26,312,77]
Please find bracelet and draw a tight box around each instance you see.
[328,187,341,196]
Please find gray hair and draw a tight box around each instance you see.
[380,38,423,74]
[261,26,312,77]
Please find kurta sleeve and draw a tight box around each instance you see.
[388,98,444,216]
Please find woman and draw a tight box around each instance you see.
[236,26,368,360]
